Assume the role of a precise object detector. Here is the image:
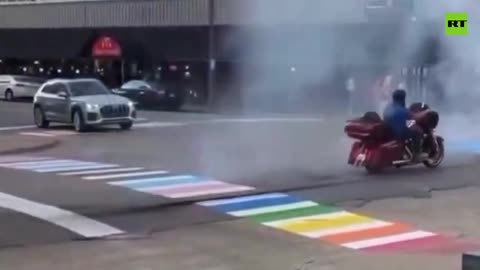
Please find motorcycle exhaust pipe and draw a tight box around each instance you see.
[393,160,411,165]
[392,147,414,165]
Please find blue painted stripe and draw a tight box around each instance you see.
[16,161,99,170]
[198,193,288,206]
[212,196,303,212]
[109,175,204,189]
[448,141,480,153]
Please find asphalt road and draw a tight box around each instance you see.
[0,100,34,127]
[1,99,480,256]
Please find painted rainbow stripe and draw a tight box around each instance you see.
[108,175,255,199]
[198,193,479,253]
[0,155,256,200]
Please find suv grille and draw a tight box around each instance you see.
[100,104,129,118]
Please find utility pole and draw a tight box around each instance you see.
[207,0,216,110]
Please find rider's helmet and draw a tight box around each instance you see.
[392,89,406,107]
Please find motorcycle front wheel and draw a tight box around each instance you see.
[423,137,444,168]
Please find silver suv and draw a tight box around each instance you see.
[33,78,136,132]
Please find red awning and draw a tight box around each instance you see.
[91,36,121,57]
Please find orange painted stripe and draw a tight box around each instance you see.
[322,223,413,244]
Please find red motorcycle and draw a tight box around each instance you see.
[344,103,445,173]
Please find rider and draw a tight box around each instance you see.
[382,89,425,160]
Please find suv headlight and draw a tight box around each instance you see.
[86,103,100,111]
[128,101,135,108]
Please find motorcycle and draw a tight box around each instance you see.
[344,102,445,173]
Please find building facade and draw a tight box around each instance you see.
[0,0,444,111]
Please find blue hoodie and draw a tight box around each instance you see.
[382,101,411,139]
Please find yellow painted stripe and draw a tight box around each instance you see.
[272,212,376,233]
[263,210,351,227]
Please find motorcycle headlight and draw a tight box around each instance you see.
[86,103,99,111]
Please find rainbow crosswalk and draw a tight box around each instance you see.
[198,193,479,254]
[0,154,478,253]
[0,155,254,199]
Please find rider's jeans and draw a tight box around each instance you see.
[405,127,423,155]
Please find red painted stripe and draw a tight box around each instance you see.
[361,235,469,253]
[322,223,412,244]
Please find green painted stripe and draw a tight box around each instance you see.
[249,204,337,223]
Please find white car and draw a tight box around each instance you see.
[0,75,46,101]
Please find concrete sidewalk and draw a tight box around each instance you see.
[0,135,59,155]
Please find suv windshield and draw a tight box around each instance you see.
[69,81,110,97]
[146,81,164,90]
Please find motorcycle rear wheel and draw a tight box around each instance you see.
[423,137,444,168]
[365,165,382,174]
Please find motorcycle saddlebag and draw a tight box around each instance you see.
[344,119,387,141]
[370,141,404,167]
[348,141,364,165]
[348,141,404,167]
[348,142,383,167]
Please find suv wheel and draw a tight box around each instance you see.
[73,110,87,132]
[119,121,133,130]
[34,106,49,128]
[4,89,14,101]
[165,99,184,111]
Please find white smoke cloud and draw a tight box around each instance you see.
[202,0,480,179]
[415,0,480,113]
[216,0,480,115]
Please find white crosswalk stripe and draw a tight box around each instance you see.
[0,125,36,131]
[0,159,76,167]
[0,156,118,172]
[45,130,77,136]
[0,156,53,163]
[0,191,124,238]
[20,130,80,137]
[16,120,187,137]
[133,122,187,128]
[20,132,56,137]
[7,160,96,169]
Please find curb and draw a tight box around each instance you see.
[463,252,480,270]
[0,138,61,155]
